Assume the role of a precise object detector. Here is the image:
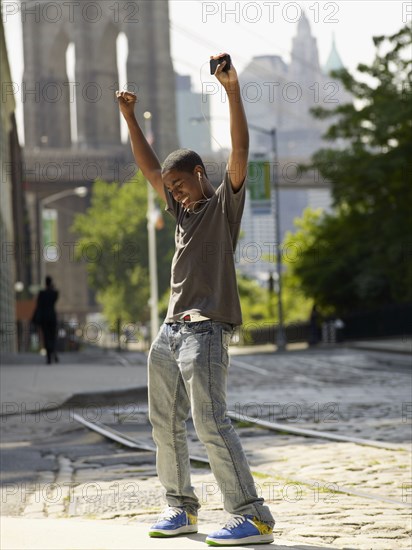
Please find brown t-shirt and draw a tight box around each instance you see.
[164,171,246,326]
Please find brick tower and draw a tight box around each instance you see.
[22,0,178,323]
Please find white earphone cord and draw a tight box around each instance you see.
[184,172,212,215]
[183,61,229,215]
[198,61,227,215]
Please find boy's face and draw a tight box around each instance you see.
[162,167,206,211]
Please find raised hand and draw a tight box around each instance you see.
[116,90,137,120]
[210,53,239,90]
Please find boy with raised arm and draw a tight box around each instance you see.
[116,53,275,546]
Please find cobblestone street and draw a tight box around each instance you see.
[1,346,411,549]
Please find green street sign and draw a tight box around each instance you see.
[42,209,58,262]
[248,161,271,202]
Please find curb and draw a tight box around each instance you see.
[62,385,148,409]
[0,386,148,417]
[346,344,412,356]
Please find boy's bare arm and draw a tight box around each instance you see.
[212,54,249,192]
[116,91,166,201]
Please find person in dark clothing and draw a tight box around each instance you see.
[308,304,320,346]
[33,276,59,364]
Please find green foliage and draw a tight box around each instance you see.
[236,272,313,325]
[71,171,175,324]
[280,268,314,323]
[286,25,412,314]
[237,274,270,322]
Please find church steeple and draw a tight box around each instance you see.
[290,11,321,78]
[297,10,311,37]
[324,33,344,74]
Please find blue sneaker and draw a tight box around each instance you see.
[206,514,274,546]
[149,506,198,537]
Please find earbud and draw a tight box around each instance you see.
[186,170,211,215]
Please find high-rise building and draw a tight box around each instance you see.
[238,14,350,280]
[175,74,212,156]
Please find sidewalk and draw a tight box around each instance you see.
[1,517,325,550]
[345,337,412,355]
[0,349,148,415]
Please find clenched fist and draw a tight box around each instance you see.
[116,90,137,120]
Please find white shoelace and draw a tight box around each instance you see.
[159,507,184,520]
[224,515,252,530]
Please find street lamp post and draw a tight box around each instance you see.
[247,124,286,351]
[38,186,88,286]
[267,127,286,351]
[143,111,159,342]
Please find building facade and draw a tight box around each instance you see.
[1,20,18,351]
[175,74,212,156]
[238,13,351,280]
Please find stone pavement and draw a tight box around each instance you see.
[1,340,411,549]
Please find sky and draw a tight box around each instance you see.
[2,0,410,148]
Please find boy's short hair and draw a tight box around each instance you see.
[162,149,208,177]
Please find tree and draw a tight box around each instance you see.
[236,272,312,325]
[285,25,412,314]
[72,171,175,324]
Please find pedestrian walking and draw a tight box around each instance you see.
[32,276,59,364]
[116,53,275,546]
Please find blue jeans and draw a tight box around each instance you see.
[148,320,274,525]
